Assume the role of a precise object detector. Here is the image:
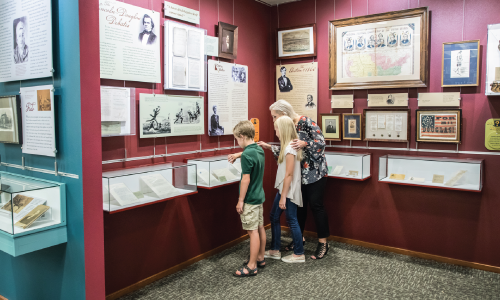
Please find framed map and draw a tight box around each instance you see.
[416,109,462,144]
[329,7,429,90]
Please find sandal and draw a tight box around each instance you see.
[311,242,329,260]
[243,257,266,268]
[233,265,258,277]
[284,240,306,251]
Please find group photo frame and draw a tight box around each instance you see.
[319,113,341,141]
[343,113,363,140]
[218,22,238,60]
[416,109,462,144]
[442,40,480,87]
[276,24,317,60]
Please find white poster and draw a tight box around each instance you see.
[101,86,134,136]
[99,1,161,83]
[0,0,53,82]
[450,49,470,78]
[208,60,249,136]
[20,85,56,157]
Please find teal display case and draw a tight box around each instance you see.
[0,171,66,256]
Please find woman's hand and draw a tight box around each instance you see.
[257,141,272,150]
[228,152,242,164]
[290,139,307,150]
[279,198,286,210]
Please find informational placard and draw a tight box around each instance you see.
[331,95,353,109]
[485,118,500,151]
[20,85,56,157]
[208,60,249,136]
[0,0,53,82]
[418,92,460,107]
[101,86,135,137]
[276,62,318,122]
[139,94,204,138]
[205,36,219,57]
[486,23,500,96]
[368,93,408,107]
[164,1,200,24]
[99,1,161,83]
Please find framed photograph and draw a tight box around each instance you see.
[442,40,480,87]
[416,109,462,144]
[329,7,429,90]
[485,23,500,96]
[218,22,238,60]
[319,114,341,141]
[363,109,410,142]
[276,24,317,59]
[0,95,22,144]
[343,113,363,140]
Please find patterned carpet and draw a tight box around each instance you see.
[120,231,500,300]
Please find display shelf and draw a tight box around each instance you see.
[324,151,371,181]
[186,155,241,189]
[0,172,66,256]
[379,155,483,192]
[102,162,197,213]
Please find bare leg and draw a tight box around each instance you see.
[257,225,266,262]
[236,229,259,275]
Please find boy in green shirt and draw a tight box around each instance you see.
[231,120,266,277]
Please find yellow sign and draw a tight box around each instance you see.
[485,118,500,150]
[250,118,259,142]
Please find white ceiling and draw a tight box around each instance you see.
[255,0,301,6]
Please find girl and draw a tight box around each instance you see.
[264,116,305,263]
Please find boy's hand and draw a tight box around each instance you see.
[228,153,240,164]
[236,201,244,214]
[279,198,286,210]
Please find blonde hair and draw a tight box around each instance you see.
[233,120,255,140]
[269,100,299,119]
[274,116,303,164]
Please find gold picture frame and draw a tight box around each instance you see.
[319,113,341,141]
[416,109,462,144]
[441,40,480,87]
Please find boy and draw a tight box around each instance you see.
[231,120,266,277]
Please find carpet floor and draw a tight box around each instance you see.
[120,231,500,300]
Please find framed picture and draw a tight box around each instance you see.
[0,95,22,144]
[218,22,238,60]
[416,109,462,144]
[442,40,480,87]
[319,114,341,141]
[485,23,500,96]
[276,24,317,59]
[343,113,362,140]
[363,109,410,142]
[329,7,429,90]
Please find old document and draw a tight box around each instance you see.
[172,56,187,86]
[173,27,187,57]
[444,170,467,186]
[188,59,200,88]
[187,30,201,59]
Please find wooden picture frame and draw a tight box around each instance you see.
[442,40,480,87]
[416,109,462,144]
[343,113,363,140]
[363,109,410,142]
[218,22,238,60]
[329,7,429,90]
[276,24,317,59]
[319,113,341,141]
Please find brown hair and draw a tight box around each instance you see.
[233,120,255,139]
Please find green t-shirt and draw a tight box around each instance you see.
[240,143,265,205]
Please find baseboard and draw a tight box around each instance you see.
[281,226,500,274]
[106,224,271,300]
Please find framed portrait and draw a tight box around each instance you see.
[329,7,429,90]
[363,109,410,142]
[442,40,480,87]
[276,24,317,59]
[0,95,22,144]
[416,109,462,144]
[319,114,341,141]
[218,22,238,60]
[485,23,500,96]
[343,113,362,140]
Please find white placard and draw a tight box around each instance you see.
[418,92,460,107]
[0,0,53,82]
[20,85,56,157]
[331,95,354,109]
[99,1,161,83]
[164,1,200,24]
[368,93,408,107]
[101,87,130,122]
[208,60,249,136]
[205,36,219,57]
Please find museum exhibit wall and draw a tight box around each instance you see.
[270,0,500,268]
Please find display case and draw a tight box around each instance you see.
[324,151,371,180]
[378,155,483,192]
[187,155,242,188]
[102,162,197,213]
[0,172,66,256]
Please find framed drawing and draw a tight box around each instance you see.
[0,95,22,144]
[319,114,341,141]
[442,40,480,87]
[363,109,410,142]
[486,23,500,96]
[218,22,238,60]
[343,113,362,140]
[416,109,462,144]
[329,7,429,90]
[276,24,317,59]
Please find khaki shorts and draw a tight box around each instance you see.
[240,203,264,231]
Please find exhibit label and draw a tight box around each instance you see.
[331,95,354,109]
[418,92,460,107]
[205,36,219,57]
[368,93,408,107]
[164,1,200,24]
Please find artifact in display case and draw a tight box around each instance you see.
[343,113,363,140]
[276,24,317,59]
[485,23,500,95]
[378,155,483,192]
[187,155,242,188]
[442,40,480,87]
[363,109,410,142]
[0,95,22,144]
[416,109,462,144]
[101,86,136,137]
[218,22,238,60]
[324,151,371,180]
[102,163,197,212]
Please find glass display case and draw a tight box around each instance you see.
[187,155,241,188]
[379,155,483,192]
[324,151,371,180]
[102,162,197,213]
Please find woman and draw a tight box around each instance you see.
[229,100,330,259]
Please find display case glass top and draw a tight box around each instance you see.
[324,151,371,180]
[187,155,241,188]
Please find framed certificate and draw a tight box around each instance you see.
[416,109,462,144]
[363,109,410,142]
[442,40,480,87]
[343,113,362,140]
[319,114,341,141]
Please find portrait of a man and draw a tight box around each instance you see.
[221,30,234,53]
[37,89,51,111]
[386,94,394,105]
[209,105,224,136]
[278,66,293,92]
[305,94,316,109]
[13,17,28,64]
[139,14,157,45]
[326,120,336,133]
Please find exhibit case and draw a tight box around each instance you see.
[378,155,483,192]
[0,172,66,256]
[102,162,198,213]
[324,151,371,180]
[187,155,242,188]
